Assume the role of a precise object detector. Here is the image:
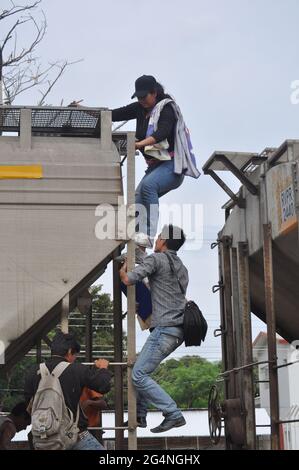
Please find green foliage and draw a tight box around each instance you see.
[152,356,222,408]
[91,285,114,315]
[0,357,36,411]
[0,283,222,413]
[68,285,127,354]
[0,284,122,411]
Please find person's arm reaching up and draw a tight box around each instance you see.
[120,255,157,286]
[81,359,112,395]
[111,102,139,121]
[68,101,139,122]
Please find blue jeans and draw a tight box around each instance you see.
[71,431,105,450]
[132,326,184,420]
[135,160,184,239]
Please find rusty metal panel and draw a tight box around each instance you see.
[237,242,256,449]
[263,223,281,450]
[204,139,299,449]
[220,237,236,400]
[223,398,246,447]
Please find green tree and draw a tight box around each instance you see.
[0,284,125,411]
[69,284,127,367]
[0,357,36,411]
[0,285,222,413]
[152,356,221,409]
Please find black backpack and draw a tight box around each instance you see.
[165,252,208,347]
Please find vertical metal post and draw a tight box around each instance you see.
[221,236,236,399]
[113,250,124,450]
[218,239,230,450]
[219,237,236,450]
[85,305,93,363]
[230,247,242,397]
[61,293,69,333]
[263,223,280,450]
[36,339,42,364]
[218,240,228,398]
[126,132,137,450]
[237,242,256,449]
[77,290,93,360]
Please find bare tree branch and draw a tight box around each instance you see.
[1,19,26,51]
[0,1,41,21]
[2,13,47,67]
[37,59,83,106]
[3,58,83,104]
[0,1,82,106]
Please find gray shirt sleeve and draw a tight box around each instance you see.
[127,254,158,284]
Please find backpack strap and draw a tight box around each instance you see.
[74,403,80,427]
[51,361,71,379]
[42,361,79,429]
[39,363,50,379]
[164,252,185,295]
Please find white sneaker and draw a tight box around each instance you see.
[134,233,153,248]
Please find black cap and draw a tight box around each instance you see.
[131,75,157,99]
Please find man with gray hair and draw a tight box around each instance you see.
[120,224,188,433]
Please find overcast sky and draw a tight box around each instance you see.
[6,0,299,361]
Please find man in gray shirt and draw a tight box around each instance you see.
[119,224,188,433]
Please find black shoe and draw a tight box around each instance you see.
[150,416,186,433]
[123,416,147,428]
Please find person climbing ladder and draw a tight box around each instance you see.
[112,75,200,248]
[69,74,200,248]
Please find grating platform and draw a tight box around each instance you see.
[0,106,131,155]
[0,105,106,136]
